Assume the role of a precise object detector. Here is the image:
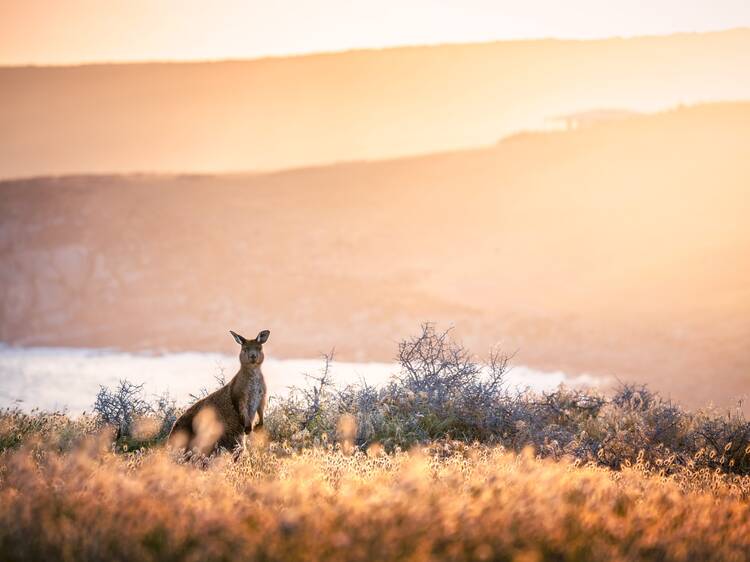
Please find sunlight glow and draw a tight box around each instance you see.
[1,0,749,65]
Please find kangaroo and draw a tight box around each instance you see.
[168,329,269,455]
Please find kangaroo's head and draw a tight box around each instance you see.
[230,329,270,367]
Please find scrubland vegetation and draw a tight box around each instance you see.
[1,325,750,561]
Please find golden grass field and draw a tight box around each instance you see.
[2,416,750,562]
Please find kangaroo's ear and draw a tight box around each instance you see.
[256,330,270,344]
[230,330,246,345]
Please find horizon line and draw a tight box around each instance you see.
[1,26,748,69]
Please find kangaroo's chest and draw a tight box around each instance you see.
[243,377,265,415]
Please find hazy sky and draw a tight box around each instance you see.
[1,0,749,65]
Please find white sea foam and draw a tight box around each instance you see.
[0,345,602,414]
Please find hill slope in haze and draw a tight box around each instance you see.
[1,30,750,178]
[1,102,749,407]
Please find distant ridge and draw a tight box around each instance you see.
[1,29,749,179]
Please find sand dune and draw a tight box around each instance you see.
[1,30,750,178]
[1,102,748,407]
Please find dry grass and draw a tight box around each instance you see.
[2,326,749,561]
[1,432,750,562]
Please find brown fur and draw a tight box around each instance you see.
[168,330,269,455]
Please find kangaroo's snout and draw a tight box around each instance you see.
[238,344,263,366]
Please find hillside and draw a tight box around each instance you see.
[1,30,750,178]
[1,102,748,407]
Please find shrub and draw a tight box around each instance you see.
[93,380,176,449]
[265,324,750,475]
[268,324,514,448]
